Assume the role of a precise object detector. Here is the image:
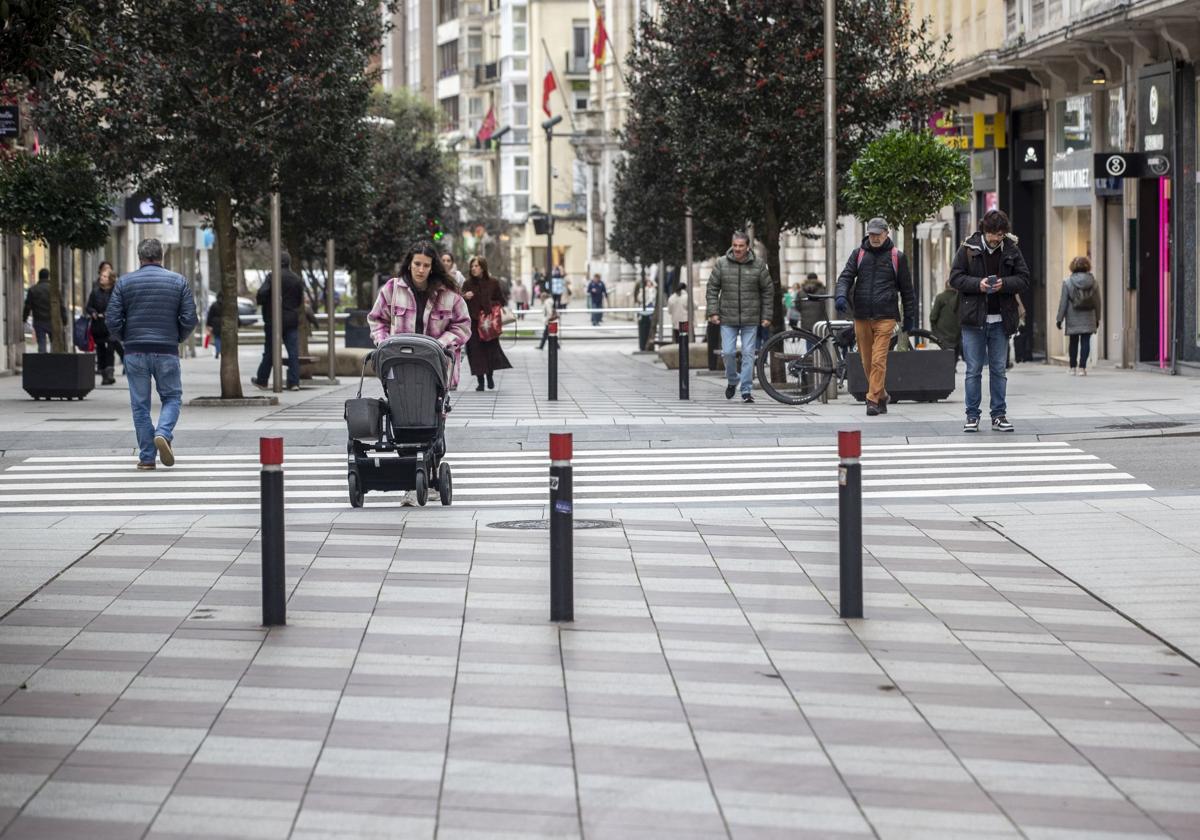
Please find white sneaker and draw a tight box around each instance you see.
[400,491,417,507]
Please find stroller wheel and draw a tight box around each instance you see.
[348,472,364,508]
[414,469,429,506]
[438,462,452,506]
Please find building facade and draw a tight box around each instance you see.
[914,0,1200,372]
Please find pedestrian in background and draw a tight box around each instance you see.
[798,273,827,333]
[550,267,565,308]
[949,209,1030,433]
[205,293,223,358]
[441,252,467,288]
[106,238,198,471]
[22,268,64,353]
[635,275,657,351]
[929,279,961,359]
[668,282,689,342]
[707,231,773,404]
[536,289,558,350]
[587,274,608,326]
[785,283,802,330]
[835,218,915,416]
[1057,255,1101,377]
[512,277,530,318]
[462,256,512,391]
[251,253,305,391]
[86,264,118,384]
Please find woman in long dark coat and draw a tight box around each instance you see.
[462,256,512,390]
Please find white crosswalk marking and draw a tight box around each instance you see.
[0,441,1151,513]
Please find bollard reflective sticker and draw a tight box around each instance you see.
[555,501,573,514]
[550,476,559,490]
[838,467,848,486]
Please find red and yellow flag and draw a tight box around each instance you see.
[592,10,608,71]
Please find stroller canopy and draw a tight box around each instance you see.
[373,333,450,392]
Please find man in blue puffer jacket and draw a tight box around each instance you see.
[106,238,198,470]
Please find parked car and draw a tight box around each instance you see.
[237,296,261,327]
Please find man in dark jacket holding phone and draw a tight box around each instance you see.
[251,252,306,391]
[949,209,1030,433]
[835,218,915,416]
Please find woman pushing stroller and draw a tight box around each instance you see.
[368,241,472,389]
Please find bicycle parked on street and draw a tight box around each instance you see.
[755,293,946,405]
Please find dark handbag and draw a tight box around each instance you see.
[73,316,94,352]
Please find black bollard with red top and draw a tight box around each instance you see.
[678,320,690,400]
[549,432,573,622]
[547,319,559,401]
[260,436,287,626]
[837,430,863,619]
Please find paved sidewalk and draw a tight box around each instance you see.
[3,342,1200,455]
[2,504,1199,839]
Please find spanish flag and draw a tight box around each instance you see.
[592,10,608,71]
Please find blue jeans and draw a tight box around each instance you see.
[720,323,758,395]
[256,326,300,386]
[125,353,183,464]
[961,322,1008,420]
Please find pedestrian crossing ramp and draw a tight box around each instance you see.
[0,441,1151,514]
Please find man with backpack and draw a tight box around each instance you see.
[949,209,1031,432]
[835,217,916,416]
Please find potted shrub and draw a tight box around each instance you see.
[0,150,111,399]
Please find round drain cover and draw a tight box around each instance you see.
[487,519,621,530]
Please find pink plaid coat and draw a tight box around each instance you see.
[368,277,472,389]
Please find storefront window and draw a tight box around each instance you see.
[1056,95,1092,153]
[1106,87,1126,150]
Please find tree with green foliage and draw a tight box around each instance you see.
[37,0,391,397]
[844,128,972,257]
[0,150,112,352]
[624,0,951,328]
[345,89,456,304]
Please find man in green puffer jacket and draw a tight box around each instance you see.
[706,232,773,403]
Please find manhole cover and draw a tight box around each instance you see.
[487,519,621,530]
[1096,421,1187,431]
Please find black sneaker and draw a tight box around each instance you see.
[992,415,1014,432]
[866,402,879,416]
[742,393,754,404]
[963,417,980,433]
[725,384,736,399]
[878,395,888,414]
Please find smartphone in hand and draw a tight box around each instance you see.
[986,274,999,293]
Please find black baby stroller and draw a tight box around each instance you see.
[344,334,453,507]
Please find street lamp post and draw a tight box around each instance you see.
[542,115,563,286]
[270,191,283,395]
[824,0,837,298]
[490,125,511,204]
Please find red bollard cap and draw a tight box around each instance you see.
[548,320,559,335]
[837,430,861,459]
[680,320,689,332]
[549,433,572,462]
[260,437,284,466]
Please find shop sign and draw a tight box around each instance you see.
[0,106,18,138]
[1094,152,1172,179]
[931,110,1006,150]
[1138,65,1173,156]
[1016,140,1045,171]
[1050,148,1093,207]
[124,193,164,224]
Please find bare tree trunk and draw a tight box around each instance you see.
[215,193,244,398]
[47,243,67,353]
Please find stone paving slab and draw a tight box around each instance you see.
[1,506,1198,839]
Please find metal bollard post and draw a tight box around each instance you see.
[548,319,559,402]
[549,432,573,622]
[260,436,287,626]
[678,320,690,400]
[837,430,863,619]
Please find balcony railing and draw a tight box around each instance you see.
[564,53,590,76]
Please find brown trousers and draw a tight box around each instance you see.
[854,318,896,405]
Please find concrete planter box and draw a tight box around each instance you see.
[22,352,96,400]
[846,349,956,403]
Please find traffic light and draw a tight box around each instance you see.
[426,217,444,242]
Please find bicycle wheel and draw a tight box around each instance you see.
[756,330,834,405]
[890,328,947,351]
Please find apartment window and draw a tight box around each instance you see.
[439,41,459,78]
[572,81,588,111]
[513,5,527,53]
[1032,0,1045,29]
[407,0,421,95]
[440,96,460,132]
[468,96,483,121]
[1005,0,1018,39]
[512,82,528,135]
[570,20,589,73]
[513,155,529,192]
[466,163,485,187]
[512,56,527,72]
[438,0,458,24]
[467,30,483,69]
